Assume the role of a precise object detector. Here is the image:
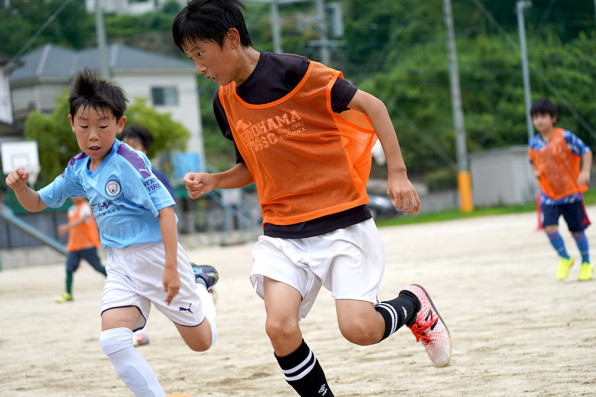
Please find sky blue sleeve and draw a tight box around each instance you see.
[37,168,85,208]
[121,155,175,217]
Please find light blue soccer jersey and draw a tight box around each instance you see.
[38,139,176,248]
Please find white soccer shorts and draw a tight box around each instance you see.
[100,242,206,331]
[250,218,386,320]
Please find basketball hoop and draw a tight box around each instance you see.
[1,141,41,185]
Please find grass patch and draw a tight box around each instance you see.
[376,189,596,227]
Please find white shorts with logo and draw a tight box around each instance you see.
[100,242,206,331]
[250,218,386,320]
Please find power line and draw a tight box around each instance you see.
[471,0,596,139]
[6,0,73,71]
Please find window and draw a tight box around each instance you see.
[151,86,178,106]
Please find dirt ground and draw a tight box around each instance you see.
[1,208,595,396]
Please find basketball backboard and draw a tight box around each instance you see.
[1,141,40,184]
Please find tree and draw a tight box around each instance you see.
[25,90,190,187]
[0,0,93,56]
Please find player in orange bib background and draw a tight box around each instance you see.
[56,196,106,303]
[528,98,593,281]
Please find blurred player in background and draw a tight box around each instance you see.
[120,124,174,347]
[56,196,106,303]
[528,98,593,281]
[120,124,176,200]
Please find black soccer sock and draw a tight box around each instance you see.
[274,339,334,397]
[374,290,420,342]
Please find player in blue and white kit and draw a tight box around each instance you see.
[6,68,217,397]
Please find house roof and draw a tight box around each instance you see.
[0,52,12,66]
[9,43,193,83]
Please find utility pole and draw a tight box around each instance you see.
[95,0,109,79]
[442,0,473,212]
[313,0,330,65]
[246,0,311,54]
[517,1,533,141]
[270,0,283,53]
[247,0,338,63]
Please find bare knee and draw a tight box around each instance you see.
[265,316,300,349]
[177,322,213,352]
[187,339,211,352]
[544,225,558,233]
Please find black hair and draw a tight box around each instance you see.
[120,124,154,152]
[530,98,557,118]
[68,67,128,121]
[172,0,252,51]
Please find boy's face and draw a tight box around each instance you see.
[121,136,147,154]
[531,112,557,135]
[69,106,126,170]
[182,30,240,86]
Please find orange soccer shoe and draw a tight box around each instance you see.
[404,284,452,367]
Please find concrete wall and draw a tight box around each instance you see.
[470,145,538,207]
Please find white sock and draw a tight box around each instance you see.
[99,327,165,397]
[196,284,217,347]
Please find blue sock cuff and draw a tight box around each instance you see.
[573,232,586,242]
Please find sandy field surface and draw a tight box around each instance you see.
[1,208,595,396]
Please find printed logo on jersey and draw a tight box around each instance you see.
[234,110,306,152]
[143,176,162,195]
[105,180,121,197]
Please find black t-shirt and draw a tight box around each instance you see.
[213,51,371,238]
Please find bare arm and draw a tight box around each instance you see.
[58,211,88,235]
[159,205,180,305]
[579,150,592,186]
[348,89,420,214]
[183,163,254,200]
[5,168,47,212]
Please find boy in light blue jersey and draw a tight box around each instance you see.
[6,68,217,397]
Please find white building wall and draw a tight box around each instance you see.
[11,85,39,119]
[85,0,186,15]
[0,67,13,124]
[38,84,69,112]
[113,70,204,161]
[470,145,538,207]
[11,83,68,119]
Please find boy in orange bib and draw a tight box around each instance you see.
[528,98,593,281]
[173,1,451,395]
[56,197,106,303]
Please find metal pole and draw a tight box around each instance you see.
[270,0,283,53]
[442,0,473,212]
[314,0,330,65]
[517,1,533,141]
[95,0,109,79]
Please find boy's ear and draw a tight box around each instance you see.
[552,114,557,123]
[116,116,127,133]
[68,114,75,132]
[226,28,240,49]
